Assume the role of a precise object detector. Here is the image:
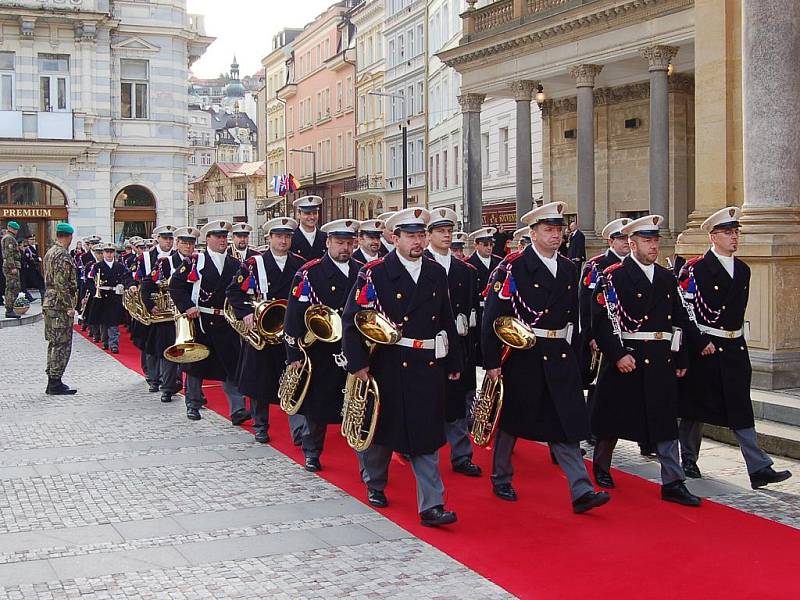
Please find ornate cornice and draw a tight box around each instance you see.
[458,93,486,113]
[568,64,603,88]
[510,80,537,102]
[439,0,694,70]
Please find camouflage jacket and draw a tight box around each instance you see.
[43,243,77,310]
[1,232,20,272]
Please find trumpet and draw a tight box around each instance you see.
[341,310,402,451]
[224,298,287,350]
[93,269,103,299]
[471,316,536,447]
[278,304,343,415]
[164,313,211,363]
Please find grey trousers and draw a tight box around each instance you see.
[491,431,594,501]
[594,438,685,485]
[289,413,307,443]
[100,324,119,349]
[679,420,772,475]
[445,417,473,467]
[302,419,326,459]
[142,352,159,385]
[184,375,245,415]
[357,444,445,513]
[159,358,180,394]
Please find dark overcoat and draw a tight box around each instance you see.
[466,252,502,367]
[284,253,359,424]
[678,251,754,429]
[482,247,588,443]
[85,260,131,326]
[169,251,242,381]
[342,251,463,456]
[227,250,304,401]
[141,251,183,356]
[591,257,698,444]
[290,228,327,261]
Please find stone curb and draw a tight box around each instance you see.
[704,424,800,461]
[0,311,43,329]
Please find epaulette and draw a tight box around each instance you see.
[685,255,703,268]
[300,257,322,271]
[290,252,304,261]
[462,260,477,271]
[492,253,504,261]
[588,253,605,264]
[353,258,365,266]
[502,251,524,265]
[364,257,384,270]
[604,262,624,275]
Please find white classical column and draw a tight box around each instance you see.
[641,46,678,228]
[569,64,603,235]
[510,81,536,226]
[458,92,486,232]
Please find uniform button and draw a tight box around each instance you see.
[534,283,539,288]
[402,362,408,368]
[458,283,462,287]
[433,292,436,297]
[561,353,567,359]
[544,309,549,314]
[567,310,571,314]
[643,315,648,320]
[740,346,745,351]
[714,285,719,290]
[637,293,642,298]
[667,315,672,320]
[543,355,548,361]
[431,316,436,321]
[722,305,726,310]
[331,286,336,291]
[428,361,435,367]
[719,347,724,352]
[667,358,671,364]
[396,293,402,299]
[567,285,572,290]
[644,359,650,365]
[403,316,409,322]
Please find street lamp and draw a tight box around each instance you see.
[289,148,317,197]
[369,90,408,209]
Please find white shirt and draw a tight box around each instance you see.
[427,245,452,274]
[610,248,626,261]
[711,246,735,278]
[381,237,394,252]
[332,258,350,278]
[300,226,317,247]
[532,245,558,278]
[397,253,422,283]
[630,253,655,283]
[477,253,491,271]
[272,253,288,272]
[157,249,172,259]
[360,249,378,263]
[103,259,114,269]
[207,250,226,275]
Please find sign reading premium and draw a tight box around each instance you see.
[1,207,54,218]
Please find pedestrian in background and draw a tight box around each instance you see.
[43,223,78,395]
[1,221,21,319]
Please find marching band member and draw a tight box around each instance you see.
[482,202,609,514]
[511,227,531,252]
[169,221,250,424]
[677,207,792,488]
[467,227,501,368]
[284,219,360,471]
[80,237,103,341]
[591,215,707,506]
[290,196,327,260]
[352,219,384,264]
[226,217,304,444]
[450,231,468,259]
[86,243,132,354]
[376,211,396,256]
[228,223,259,263]
[423,208,481,477]
[342,208,462,527]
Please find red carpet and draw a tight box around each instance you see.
[81,325,800,599]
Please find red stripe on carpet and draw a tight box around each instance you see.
[80,325,800,599]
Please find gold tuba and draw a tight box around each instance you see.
[471,316,536,447]
[341,310,402,451]
[278,304,342,415]
[164,313,211,363]
[224,298,287,350]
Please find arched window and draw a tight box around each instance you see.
[0,179,69,249]
[113,185,156,243]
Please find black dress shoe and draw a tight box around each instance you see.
[160,392,172,403]
[682,460,702,479]
[111,347,119,354]
[148,382,160,393]
[4,312,21,319]
[593,465,615,489]
[661,481,702,507]
[750,466,792,489]
[254,431,270,444]
[304,456,321,472]
[453,459,482,477]
[493,483,518,501]
[572,490,611,514]
[367,488,388,508]
[186,407,201,421]
[102,342,109,350]
[292,437,302,447]
[420,505,457,527]
[231,409,252,426]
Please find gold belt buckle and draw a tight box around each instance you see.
[726,330,736,338]
[654,331,664,340]
[547,330,557,338]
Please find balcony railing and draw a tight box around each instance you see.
[0,111,74,140]
[344,175,385,193]
[464,0,585,38]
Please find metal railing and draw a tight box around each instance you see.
[344,175,385,193]
[466,0,589,36]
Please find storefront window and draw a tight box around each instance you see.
[113,185,156,244]
[0,179,66,206]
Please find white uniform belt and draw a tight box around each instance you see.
[479,300,485,308]
[531,325,570,339]
[397,337,435,350]
[198,306,224,316]
[699,324,744,339]
[98,286,115,291]
[621,331,673,341]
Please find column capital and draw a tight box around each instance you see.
[510,80,537,101]
[640,45,679,72]
[568,64,603,88]
[458,93,486,113]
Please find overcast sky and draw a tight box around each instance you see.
[187,0,335,79]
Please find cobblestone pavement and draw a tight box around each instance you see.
[1,323,799,599]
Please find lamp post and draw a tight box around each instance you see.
[289,148,317,197]
[369,90,408,209]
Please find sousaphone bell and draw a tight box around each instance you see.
[164,313,210,363]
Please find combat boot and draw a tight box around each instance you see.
[45,378,77,395]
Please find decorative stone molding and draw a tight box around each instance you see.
[75,21,97,42]
[568,64,603,88]
[510,80,538,101]
[19,17,36,38]
[458,93,486,113]
[640,45,679,71]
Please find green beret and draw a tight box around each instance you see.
[56,222,75,235]
[6,221,19,230]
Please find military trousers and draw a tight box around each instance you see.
[3,271,20,311]
[679,420,772,475]
[43,309,73,379]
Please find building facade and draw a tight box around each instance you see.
[187,105,216,182]
[0,0,212,244]
[279,1,357,223]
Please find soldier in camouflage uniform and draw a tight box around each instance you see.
[43,222,78,395]
[2,221,21,319]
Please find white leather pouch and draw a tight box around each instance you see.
[456,313,469,336]
[435,330,449,359]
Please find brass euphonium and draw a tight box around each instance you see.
[278,304,342,415]
[341,310,402,451]
[224,297,288,350]
[164,313,211,363]
[471,316,536,447]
